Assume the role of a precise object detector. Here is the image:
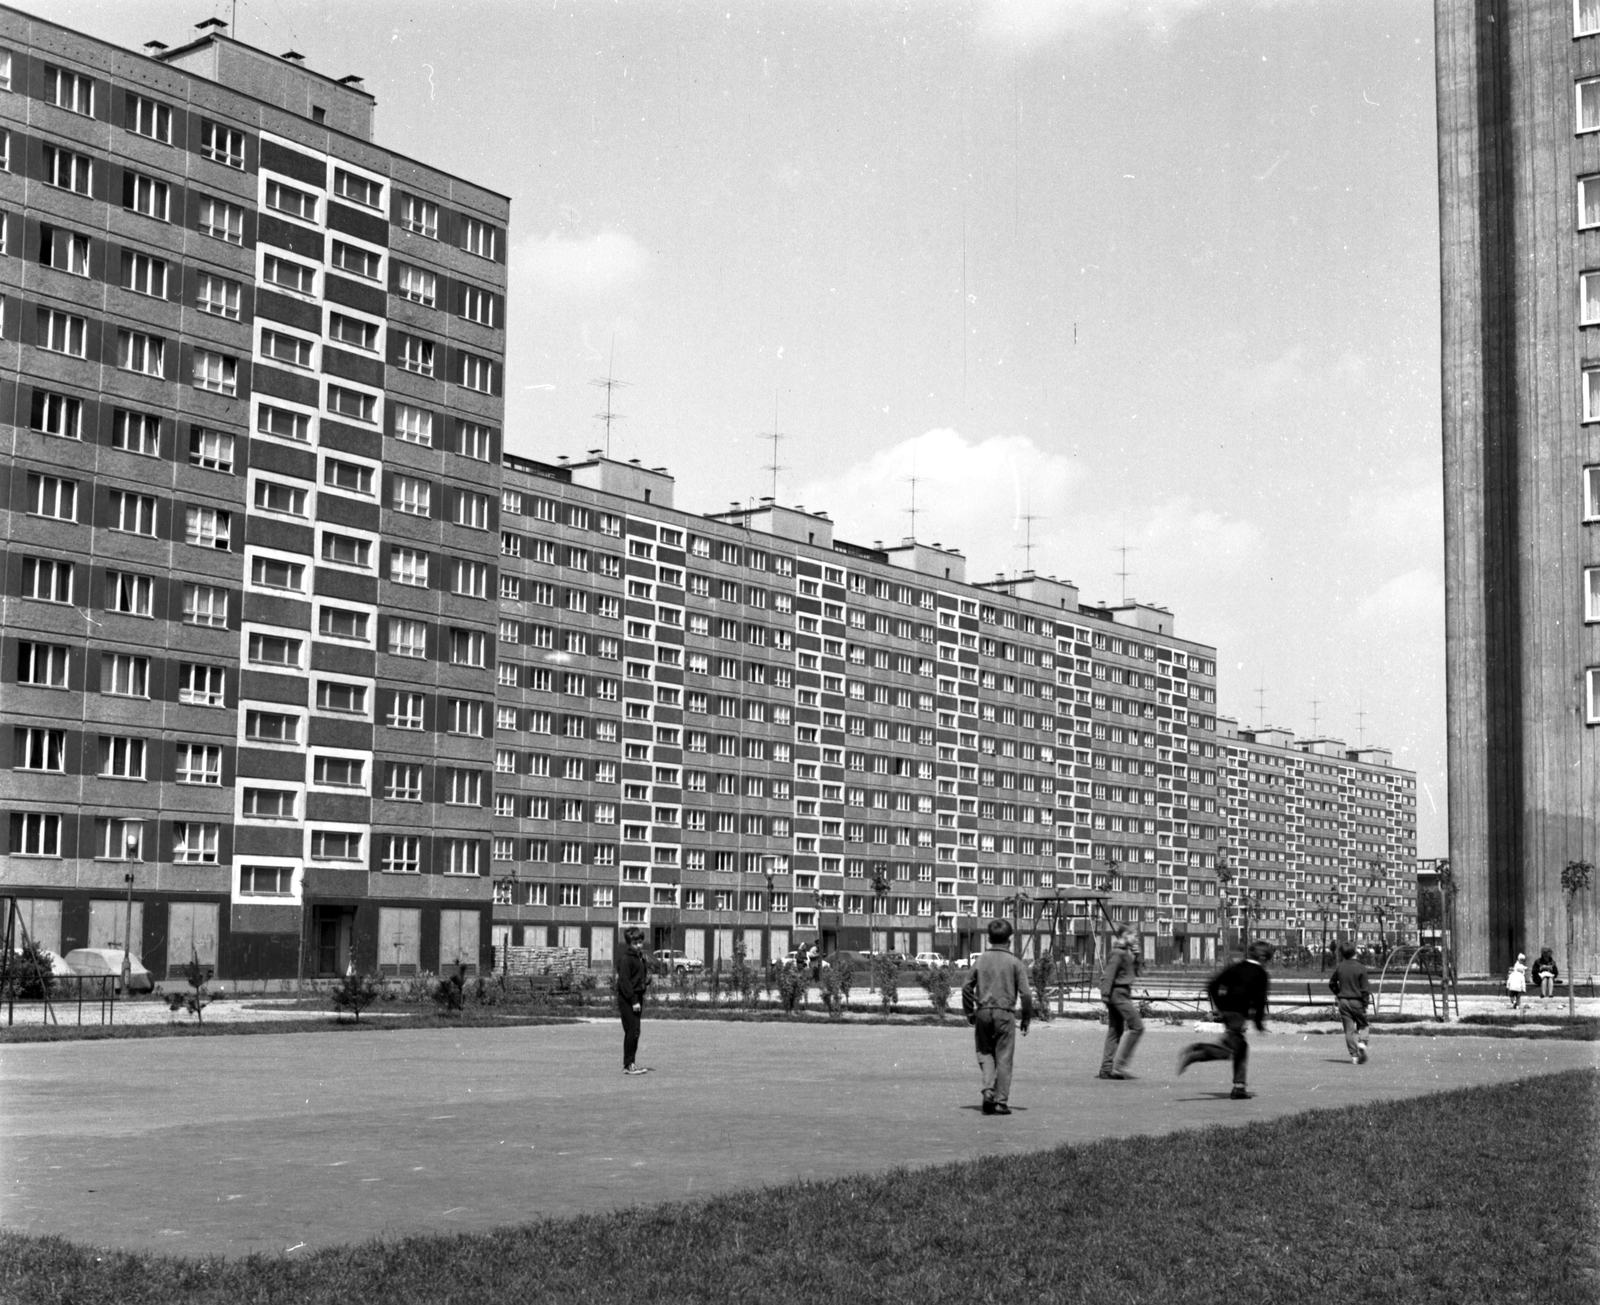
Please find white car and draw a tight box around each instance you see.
[651,949,703,974]
[913,951,949,969]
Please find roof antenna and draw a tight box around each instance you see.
[1110,530,1137,605]
[900,451,922,543]
[1310,697,1321,736]
[763,390,787,502]
[1354,696,1368,749]
[1016,503,1045,575]
[1255,673,1268,730]
[589,334,629,459]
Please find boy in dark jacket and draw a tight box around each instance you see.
[1097,926,1143,1080]
[1328,943,1371,1063]
[960,919,1034,1115]
[617,927,652,1075]
[1178,940,1274,1099]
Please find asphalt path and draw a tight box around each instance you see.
[2,1017,1594,1258]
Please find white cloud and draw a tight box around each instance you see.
[975,0,1209,46]
[515,230,649,295]
[1355,566,1442,627]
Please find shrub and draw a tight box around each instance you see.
[432,971,468,1013]
[170,953,213,1024]
[330,971,381,1023]
[834,955,856,1003]
[921,964,952,1016]
[872,954,900,1012]
[819,966,846,1020]
[776,965,809,1014]
[1,940,55,1001]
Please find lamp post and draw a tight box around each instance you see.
[120,829,139,997]
[1216,853,1233,958]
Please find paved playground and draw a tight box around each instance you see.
[3,1017,1595,1258]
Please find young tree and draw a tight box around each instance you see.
[331,971,382,1023]
[1561,860,1593,1019]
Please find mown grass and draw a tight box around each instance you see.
[2,1070,1595,1305]
[0,1012,582,1044]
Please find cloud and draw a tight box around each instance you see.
[515,230,649,295]
[1354,567,1443,628]
[975,0,1210,46]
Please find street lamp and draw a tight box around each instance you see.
[120,829,139,997]
[1216,852,1233,958]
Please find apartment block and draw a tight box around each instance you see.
[0,11,507,981]
[1211,720,1420,952]
[1436,0,1599,976]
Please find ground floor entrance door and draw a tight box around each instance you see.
[312,906,355,977]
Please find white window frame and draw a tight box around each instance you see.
[1588,667,1600,725]
[1587,565,1600,623]
[1584,465,1600,521]
[1585,368,1600,423]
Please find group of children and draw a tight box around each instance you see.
[1504,949,1560,1008]
[960,918,1376,1111]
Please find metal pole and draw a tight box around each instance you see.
[121,860,136,998]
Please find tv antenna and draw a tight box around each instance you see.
[589,336,629,458]
[1110,539,1137,604]
[901,473,923,541]
[763,391,787,502]
[1254,673,1267,729]
[1309,698,1321,735]
[1016,509,1046,574]
[1354,697,1369,748]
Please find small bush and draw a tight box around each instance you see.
[330,972,381,1023]
[818,967,846,1020]
[921,964,952,1016]
[776,965,809,1014]
[432,971,468,1013]
[1,939,56,1001]
[872,954,900,1011]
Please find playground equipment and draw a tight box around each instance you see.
[1375,943,1458,1021]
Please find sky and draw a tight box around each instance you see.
[38,0,1447,853]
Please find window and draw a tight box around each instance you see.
[444,841,482,876]
[12,813,61,857]
[185,584,230,628]
[313,756,365,788]
[104,571,149,614]
[239,865,293,897]
[328,312,378,351]
[201,121,247,169]
[1588,566,1600,622]
[112,410,161,455]
[390,547,429,587]
[312,831,362,862]
[198,197,244,244]
[456,423,493,461]
[1586,465,1600,521]
[462,217,497,259]
[460,285,497,326]
[258,405,311,442]
[172,823,219,863]
[334,168,382,208]
[324,459,373,495]
[17,727,65,771]
[99,735,146,779]
[245,711,297,743]
[389,619,428,658]
[317,681,367,714]
[398,334,434,375]
[319,605,370,641]
[46,66,94,114]
[264,178,317,221]
[449,629,487,666]
[43,145,92,194]
[179,664,225,706]
[452,560,489,598]
[102,652,148,697]
[1585,78,1600,134]
[394,403,433,446]
[175,743,223,785]
[121,171,168,218]
[185,507,231,550]
[382,835,421,873]
[38,225,90,275]
[197,274,241,319]
[328,385,376,423]
[264,253,317,295]
[109,491,157,535]
[121,251,169,298]
[190,428,235,473]
[248,632,300,666]
[39,309,86,357]
[461,353,495,393]
[454,491,491,529]
[322,532,372,568]
[193,349,238,395]
[30,391,82,438]
[18,642,69,688]
[26,474,77,520]
[393,475,431,516]
[128,94,171,142]
[388,692,426,730]
[398,263,436,306]
[117,330,165,377]
[254,482,308,519]
[444,770,482,805]
[447,699,485,736]
[331,240,380,280]
[402,194,439,238]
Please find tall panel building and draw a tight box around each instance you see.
[1436,0,1599,976]
[0,11,507,981]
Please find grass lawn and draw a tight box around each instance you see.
[2,1069,1594,1305]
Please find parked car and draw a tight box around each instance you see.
[782,950,831,970]
[912,951,949,970]
[651,949,703,974]
[60,948,154,993]
[965,952,985,968]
